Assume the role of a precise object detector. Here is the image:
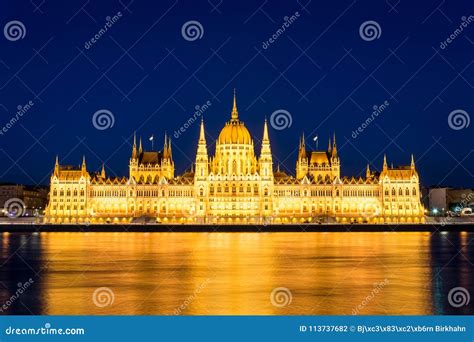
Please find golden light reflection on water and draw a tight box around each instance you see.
[0,232,472,315]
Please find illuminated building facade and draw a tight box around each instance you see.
[45,94,425,224]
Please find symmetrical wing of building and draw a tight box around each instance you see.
[45,94,425,224]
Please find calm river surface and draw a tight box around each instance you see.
[0,231,472,315]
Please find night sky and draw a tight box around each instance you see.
[0,0,472,187]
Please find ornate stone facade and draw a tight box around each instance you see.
[45,94,425,224]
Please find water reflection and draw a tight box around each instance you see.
[0,231,472,315]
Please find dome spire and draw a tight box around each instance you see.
[231,88,238,121]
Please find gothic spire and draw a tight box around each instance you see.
[197,118,208,159]
[54,155,59,176]
[331,132,337,157]
[168,137,172,159]
[132,132,137,158]
[139,137,143,154]
[262,118,269,142]
[199,118,206,144]
[231,88,238,121]
[383,154,388,171]
[101,164,106,178]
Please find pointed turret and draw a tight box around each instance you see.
[132,132,137,158]
[168,137,172,159]
[331,132,337,158]
[328,137,332,153]
[195,119,208,180]
[298,133,307,159]
[260,118,272,156]
[383,154,388,171]
[410,154,415,170]
[262,117,270,142]
[54,155,59,177]
[139,137,143,154]
[231,88,239,121]
[81,155,87,177]
[199,118,206,144]
[163,133,169,158]
[259,118,273,178]
[101,164,106,178]
[366,164,371,178]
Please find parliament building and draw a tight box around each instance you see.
[45,94,425,224]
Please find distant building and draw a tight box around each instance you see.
[0,183,48,217]
[428,187,474,215]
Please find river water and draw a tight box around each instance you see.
[0,231,472,315]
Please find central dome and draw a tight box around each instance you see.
[218,121,252,144]
[217,92,252,145]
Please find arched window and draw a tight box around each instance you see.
[405,188,410,196]
[412,187,417,196]
[391,188,396,196]
[399,188,403,196]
